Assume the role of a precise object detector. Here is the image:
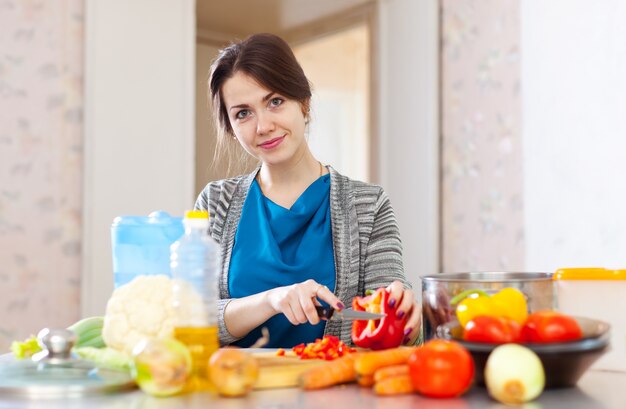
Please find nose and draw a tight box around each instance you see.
[256,111,275,135]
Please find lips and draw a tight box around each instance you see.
[258,136,285,150]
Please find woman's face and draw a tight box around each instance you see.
[221,71,308,167]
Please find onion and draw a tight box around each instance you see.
[208,348,259,397]
[131,338,191,397]
[484,344,545,404]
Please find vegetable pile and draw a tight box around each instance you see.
[291,335,355,360]
[453,287,529,327]
[297,337,549,405]
[297,286,586,405]
[9,282,583,403]
[447,286,583,404]
[10,275,206,398]
[453,287,583,344]
[300,340,474,398]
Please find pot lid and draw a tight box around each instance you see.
[0,328,135,398]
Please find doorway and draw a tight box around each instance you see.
[293,23,371,182]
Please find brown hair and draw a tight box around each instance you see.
[208,33,312,174]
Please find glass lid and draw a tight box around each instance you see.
[0,328,135,398]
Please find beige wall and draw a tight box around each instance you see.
[195,43,220,196]
[376,0,439,282]
[82,0,196,316]
[441,0,524,272]
[0,0,84,350]
[521,1,626,270]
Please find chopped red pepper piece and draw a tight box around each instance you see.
[351,287,408,350]
[291,335,356,360]
[276,348,286,356]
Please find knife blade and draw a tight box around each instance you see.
[315,306,386,321]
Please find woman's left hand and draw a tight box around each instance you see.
[386,280,422,345]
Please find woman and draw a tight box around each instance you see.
[196,33,421,348]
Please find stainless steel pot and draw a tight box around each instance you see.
[421,272,556,340]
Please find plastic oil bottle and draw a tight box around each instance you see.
[170,210,220,392]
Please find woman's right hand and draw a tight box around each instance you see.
[266,279,344,326]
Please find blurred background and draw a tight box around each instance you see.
[1,0,625,351]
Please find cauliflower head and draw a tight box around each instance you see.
[102,275,205,354]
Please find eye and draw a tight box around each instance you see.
[269,97,284,108]
[235,109,250,120]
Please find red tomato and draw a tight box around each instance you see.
[463,315,522,343]
[408,339,474,398]
[521,311,583,343]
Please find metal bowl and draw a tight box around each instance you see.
[437,316,610,388]
[421,272,556,340]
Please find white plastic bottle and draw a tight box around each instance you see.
[170,210,220,392]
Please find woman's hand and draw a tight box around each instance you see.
[386,280,422,345]
[267,279,344,326]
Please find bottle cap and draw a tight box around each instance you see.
[185,210,209,219]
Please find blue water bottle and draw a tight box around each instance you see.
[111,211,184,288]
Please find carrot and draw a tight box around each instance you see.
[357,374,375,387]
[299,353,359,390]
[354,347,416,376]
[373,374,414,396]
[374,364,409,383]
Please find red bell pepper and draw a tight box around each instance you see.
[351,288,408,350]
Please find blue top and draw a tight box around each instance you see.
[228,174,336,348]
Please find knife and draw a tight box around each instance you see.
[315,306,386,321]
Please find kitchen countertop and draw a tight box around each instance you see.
[0,363,624,409]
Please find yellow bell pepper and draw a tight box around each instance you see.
[490,287,528,324]
[451,287,528,328]
[454,293,492,327]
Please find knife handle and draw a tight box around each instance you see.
[315,306,335,320]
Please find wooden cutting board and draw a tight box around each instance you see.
[252,351,328,389]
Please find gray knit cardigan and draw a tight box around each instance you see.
[195,165,409,346]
